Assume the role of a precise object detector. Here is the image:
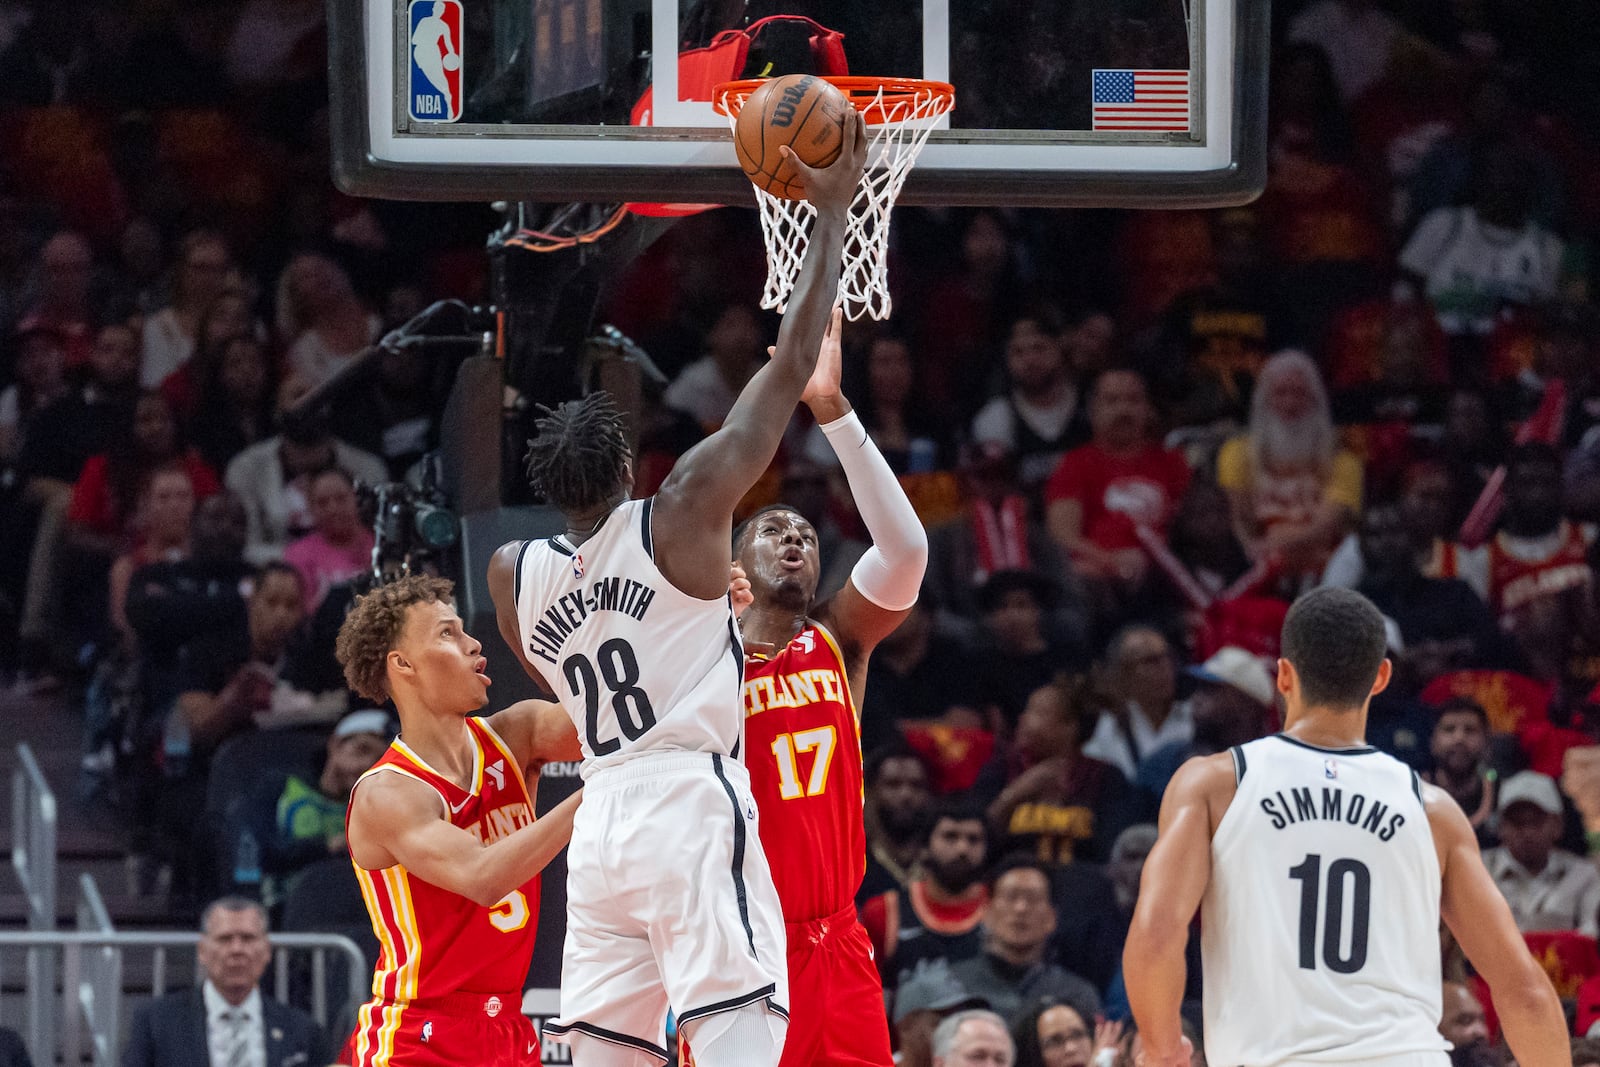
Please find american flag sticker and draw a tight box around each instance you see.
[1091,69,1191,132]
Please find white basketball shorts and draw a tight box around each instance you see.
[1268,1054,1452,1067]
[543,752,789,1064]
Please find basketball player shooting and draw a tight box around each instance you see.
[335,575,585,1067]
[485,114,867,1067]
[690,306,926,1067]
[1124,587,1569,1067]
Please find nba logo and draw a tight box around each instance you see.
[408,0,463,123]
[1324,759,1338,780]
[421,1021,433,1043]
[572,553,585,580]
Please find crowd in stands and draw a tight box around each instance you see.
[4,0,1600,1063]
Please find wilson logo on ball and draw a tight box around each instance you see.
[769,76,817,128]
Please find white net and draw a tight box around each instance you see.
[718,79,954,322]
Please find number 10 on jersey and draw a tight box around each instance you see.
[771,727,837,800]
[1290,853,1371,974]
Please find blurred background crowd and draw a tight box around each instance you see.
[4,0,1600,1063]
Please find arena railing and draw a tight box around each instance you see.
[10,743,57,1063]
[68,873,120,1066]
[1,878,369,1066]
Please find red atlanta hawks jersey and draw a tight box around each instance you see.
[348,717,541,1009]
[1489,520,1594,623]
[743,623,866,922]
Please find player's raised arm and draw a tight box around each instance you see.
[1125,754,1232,1067]
[806,307,929,663]
[488,697,583,777]
[487,540,554,695]
[1429,783,1570,1067]
[650,114,867,598]
[348,771,582,907]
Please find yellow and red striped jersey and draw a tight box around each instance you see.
[742,623,866,922]
[347,717,540,1056]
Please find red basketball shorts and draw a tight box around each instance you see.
[343,991,540,1067]
[684,903,892,1067]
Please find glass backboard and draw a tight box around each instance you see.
[329,0,1269,206]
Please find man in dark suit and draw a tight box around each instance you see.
[121,896,329,1067]
[0,1026,33,1067]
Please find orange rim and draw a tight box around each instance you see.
[713,76,955,124]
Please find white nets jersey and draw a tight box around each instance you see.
[1202,735,1449,1067]
[512,498,744,778]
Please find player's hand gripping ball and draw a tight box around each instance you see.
[733,74,852,201]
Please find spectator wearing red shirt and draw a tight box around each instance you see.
[68,390,220,554]
[1045,368,1190,606]
[19,232,97,370]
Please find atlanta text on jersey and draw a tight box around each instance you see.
[525,577,657,666]
[743,668,847,716]
[1258,786,1407,842]
[461,800,536,845]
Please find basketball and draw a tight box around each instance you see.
[732,74,851,201]
[442,53,461,71]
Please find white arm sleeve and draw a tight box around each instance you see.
[817,410,928,610]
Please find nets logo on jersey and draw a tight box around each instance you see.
[407,0,463,123]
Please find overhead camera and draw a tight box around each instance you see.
[354,466,459,588]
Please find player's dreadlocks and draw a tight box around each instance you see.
[523,392,631,514]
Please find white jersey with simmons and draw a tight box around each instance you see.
[1202,735,1449,1067]
[513,497,745,778]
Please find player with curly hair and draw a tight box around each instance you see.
[335,573,583,1067]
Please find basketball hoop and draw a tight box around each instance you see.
[715,76,955,322]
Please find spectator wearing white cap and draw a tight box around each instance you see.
[893,960,990,1067]
[1134,646,1275,799]
[1482,770,1600,937]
